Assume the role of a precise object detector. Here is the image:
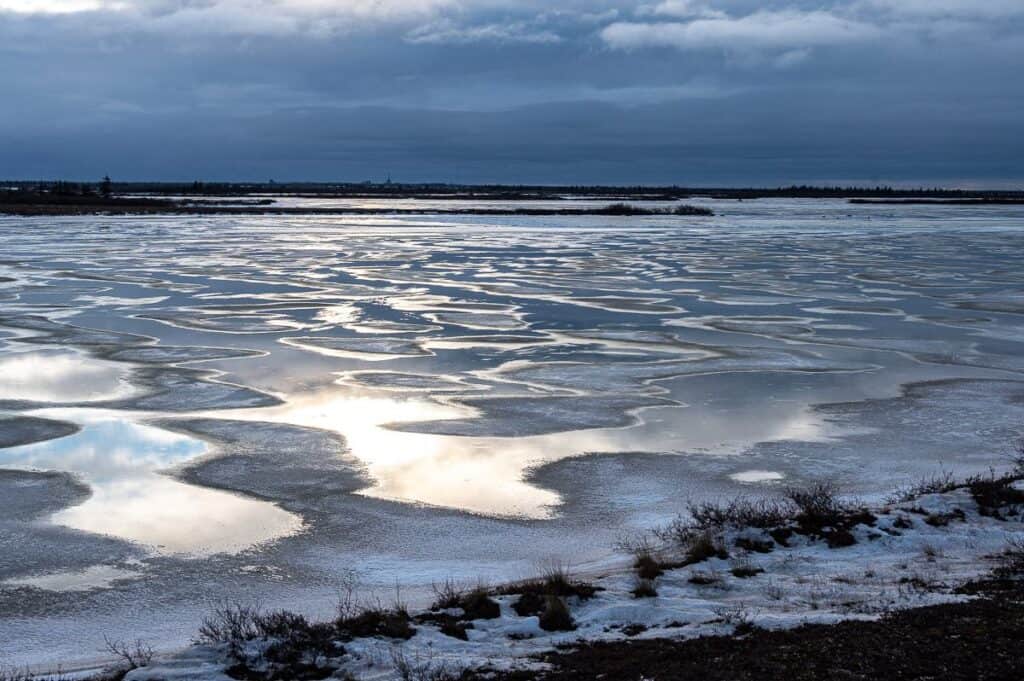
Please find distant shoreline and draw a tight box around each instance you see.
[849,198,1024,205]
[0,194,713,217]
[6,181,1024,216]
[5,181,1024,202]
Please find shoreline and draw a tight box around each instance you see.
[7,181,1024,202]
[0,206,712,218]
[849,198,1024,205]
[43,464,1020,681]
[0,196,713,218]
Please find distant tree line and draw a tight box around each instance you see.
[2,180,1022,201]
[7,176,113,198]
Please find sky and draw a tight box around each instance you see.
[1,0,1023,186]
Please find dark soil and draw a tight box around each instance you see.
[471,580,1024,681]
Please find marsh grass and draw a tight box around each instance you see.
[538,595,575,632]
[0,670,75,681]
[730,558,765,579]
[197,602,341,680]
[889,471,959,504]
[651,481,885,566]
[785,482,848,526]
[632,578,658,599]
[715,604,757,635]
[431,579,462,611]
[688,569,724,587]
[388,647,458,681]
[995,538,1024,578]
[964,469,1024,519]
[500,562,598,617]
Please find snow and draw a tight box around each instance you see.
[125,484,1023,681]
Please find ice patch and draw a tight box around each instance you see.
[104,345,264,365]
[0,415,80,449]
[730,470,785,483]
[3,565,142,592]
[3,413,303,556]
[425,311,527,331]
[140,312,305,334]
[388,394,674,437]
[340,371,486,393]
[347,320,442,335]
[281,336,431,360]
[313,304,361,327]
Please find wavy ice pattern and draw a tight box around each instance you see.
[1,197,1024,667]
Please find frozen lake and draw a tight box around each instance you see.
[2,198,1024,668]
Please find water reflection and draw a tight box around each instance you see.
[229,384,834,519]
[730,470,785,484]
[0,349,133,403]
[2,565,143,592]
[1,411,302,555]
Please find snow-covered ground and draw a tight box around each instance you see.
[126,478,1024,680]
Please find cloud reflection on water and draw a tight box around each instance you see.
[2,412,303,555]
[230,385,833,518]
[0,350,133,402]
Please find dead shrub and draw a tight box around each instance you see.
[430,579,462,611]
[888,471,959,504]
[995,537,1024,578]
[730,560,765,579]
[688,569,724,586]
[786,482,845,525]
[460,586,501,620]
[103,636,154,671]
[336,607,415,641]
[631,578,658,598]
[687,497,793,530]
[500,563,598,616]
[685,530,730,564]
[966,469,1024,519]
[197,602,263,647]
[538,595,575,632]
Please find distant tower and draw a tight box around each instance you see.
[385,173,392,186]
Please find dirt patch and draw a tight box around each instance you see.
[473,581,1024,681]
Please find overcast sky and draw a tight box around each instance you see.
[2,0,1022,185]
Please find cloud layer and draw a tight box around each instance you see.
[601,9,880,51]
[1,1,1022,184]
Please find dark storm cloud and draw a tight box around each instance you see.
[1,1,1022,184]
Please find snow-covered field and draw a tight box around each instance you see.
[1,198,1024,671]
[127,478,1024,680]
